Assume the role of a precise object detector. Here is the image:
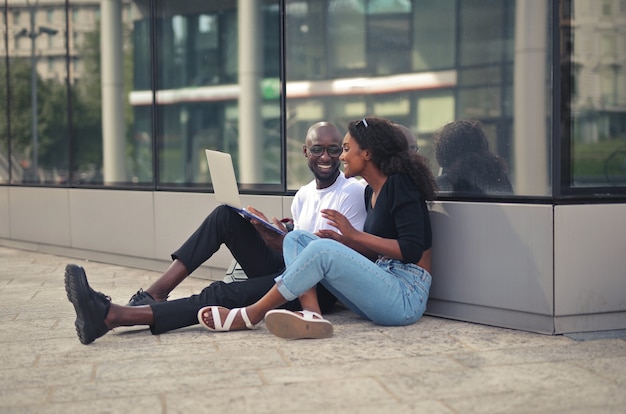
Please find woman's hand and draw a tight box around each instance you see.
[318,208,397,261]
[316,209,358,244]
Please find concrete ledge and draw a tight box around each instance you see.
[426,298,555,335]
[0,238,224,281]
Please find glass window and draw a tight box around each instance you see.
[412,0,456,71]
[1,0,585,201]
[0,7,6,181]
[152,1,281,188]
[459,0,507,66]
[0,63,6,184]
[366,2,411,76]
[285,1,327,81]
[566,0,626,189]
[6,2,68,185]
[285,0,548,197]
[328,0,367,75]
[67,0,141,186]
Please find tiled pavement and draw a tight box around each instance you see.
[1,246,625,413]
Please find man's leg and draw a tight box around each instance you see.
[139,205,284,301]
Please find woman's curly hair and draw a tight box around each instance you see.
[434,119,490,169]
[348,116,437,200]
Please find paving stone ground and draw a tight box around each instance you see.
[1,246,625,413]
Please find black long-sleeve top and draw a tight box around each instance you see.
[364,174,432,264]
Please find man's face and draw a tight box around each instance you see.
[304,128,343,183]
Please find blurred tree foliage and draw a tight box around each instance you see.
[0,19,134,182]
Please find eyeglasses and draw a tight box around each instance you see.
[357,118,368,128]
[307,145,343,157]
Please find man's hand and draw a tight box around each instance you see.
[246,206,287,252]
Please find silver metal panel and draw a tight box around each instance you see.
[429,201,554,316]
[239,194,286,222]
[69,189,155,258]
[0,188,9,238]
[8,187,71,246]
[283,196,294,220]
[426,299,555,334]
[554,204,626,323]
[153,192,287,276]
[555,312,626,334]
[153,191,222,265]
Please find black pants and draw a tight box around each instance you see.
[150,205,337,334]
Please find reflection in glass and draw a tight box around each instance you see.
[66,1,139,186]
[566,0,626,188]
[0,58,6,183]
[285,0,551,196]
[434,120,513,195]
[1,1,598,199]
[6,1,68,184]
[149,0,281,187]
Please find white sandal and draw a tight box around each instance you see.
[264,309,333,339]
[197,306,258,332]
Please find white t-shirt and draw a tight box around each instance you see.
[291,172,367,233]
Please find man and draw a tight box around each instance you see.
[65,122,367,344]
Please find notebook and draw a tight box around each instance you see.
[204,149,286,235]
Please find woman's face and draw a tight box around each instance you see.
[340,133,367,178]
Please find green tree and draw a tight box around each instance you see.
[1,59,34,155]
[72,25,104,174]
[0,58,68,175]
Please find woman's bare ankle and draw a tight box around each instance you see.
[245,306,267,325]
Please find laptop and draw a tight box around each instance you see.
[204,149,286,235]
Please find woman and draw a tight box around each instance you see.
[434,119,513,194]
[198,116,437,338]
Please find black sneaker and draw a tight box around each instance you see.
[64,264,111,345]
[127,289,158,306]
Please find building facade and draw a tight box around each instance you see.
[1,0,625,334]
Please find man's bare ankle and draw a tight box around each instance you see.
[143,286,168,301]
[150,291,169,302]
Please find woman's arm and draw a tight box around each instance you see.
[346,231,403,261]
[316,209,403,261]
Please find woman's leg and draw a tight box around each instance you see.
[198,231,429,330]
[281,230,319,267]
[320,260,431,326]
[278,236,430,326]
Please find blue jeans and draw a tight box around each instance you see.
[275,230,432,326]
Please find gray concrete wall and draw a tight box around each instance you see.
[428,202,555,333]
[554,204,626,333]
[1,187,625,334]
[1,187,287,280]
